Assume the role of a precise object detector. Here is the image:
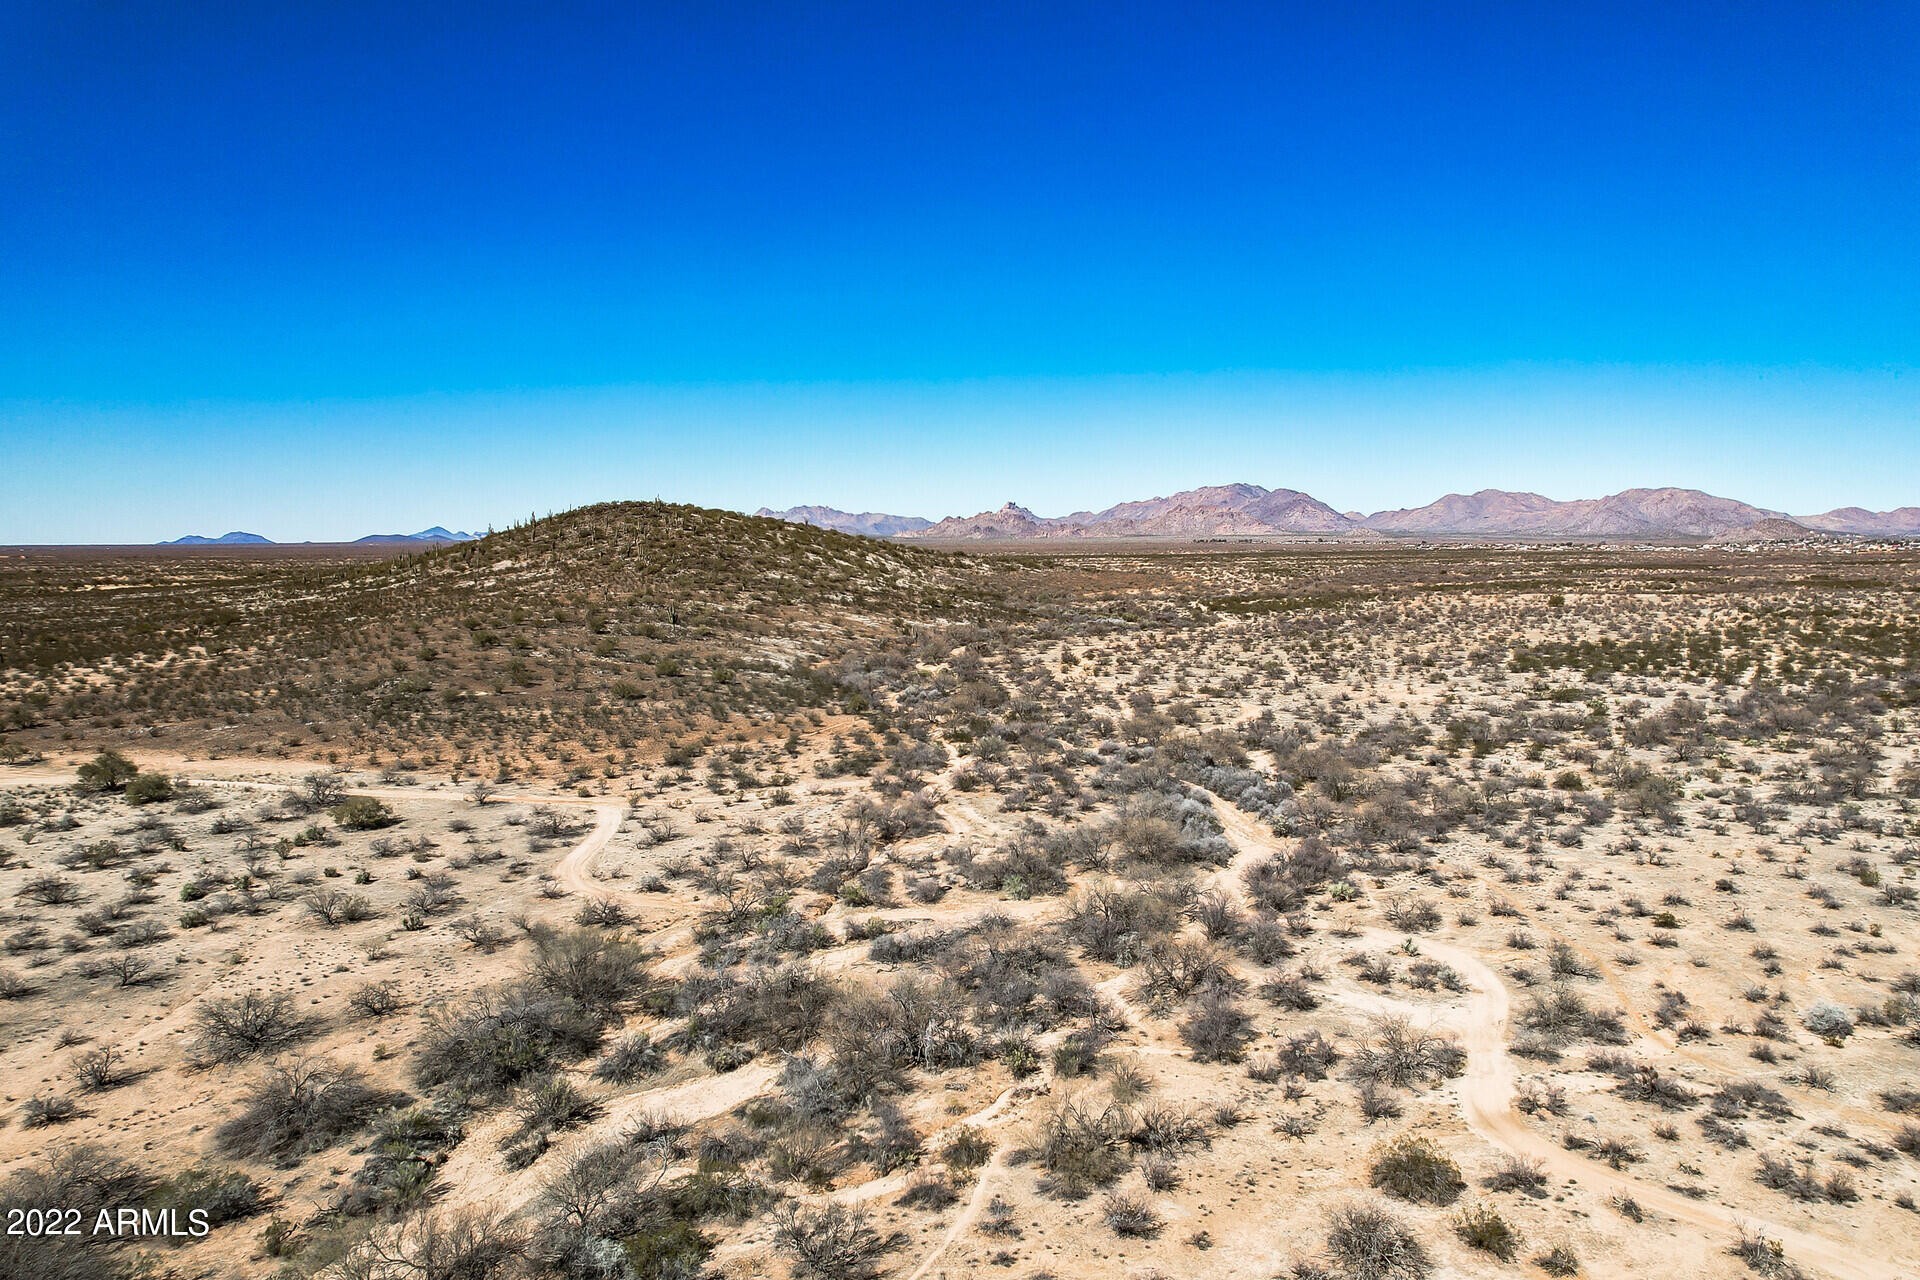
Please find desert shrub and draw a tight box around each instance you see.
[335,1104,466,1218]
[403,875,463,917]
[1383,897,1441,932]
[1485,1154,1548,1195]
[62,839,141,873]
[502,1074,601,1169]
[333,795,397,830]
[575,897,632,928]
[1325,1201,1430,1280]
[146,1165,268,1227]
[1062,884,1181,963]
[592,1033,666,1084]
[1369,1135,1463,1205]
[1178,986,1254,1062]
[528,805,583,839]
[453,915,510,951]
[215,1057,392,1160]
[1547,940,1596,979]
[537,1131,675,1232]
[305,887,377,926]
[1348,1017,1465,1088]
[1611,1064,1697,1111]
[1238,913,1297,964]
[770,1202,894,1280]
[124,773,174,805]
[1191,890,1245,940]
[1276,1029,1340,1080]
[188,991,319,1065]
[1534,1243,1581,1276]
[819,974,977,1090]
[416,984,604,1096]
[1027,1097,1131,1198]
[1101,1189,1163,1237]
[1801,1001,1854,1041]
[1731,1225,1811,1278]
[337,1208,529,1280]
[17,873,82,905]
[95,954,155,990]
[1357,1080,1404,1123]
[1242,838,1347,911]
[72,1045,131,1092]
[1129,1101,1208,1152]
[0,1144,153,1280]
[349,979,406,1019]
[898,1172,958,1210]
[1453,1202,1520,1260]
[943,1127,993,1172]
[1756,1153,1853,1203]
[23,1093,79,1126]
[1134,937,1237,1005]
[848,794,944,844]
[1261,970,1321,1011]
[288,771,346,814]
[529,928,648,1016]
[1517,988,1628,1047]
[678,963,834,1063]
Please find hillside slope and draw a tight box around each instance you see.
[0,503,1013,778]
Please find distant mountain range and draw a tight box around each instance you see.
[161,527,477,546]
[161,531,273,546]
[1360,488,1793,539]
[353,527,480,545]
[753,506,933,537]
[755,486,1920,541]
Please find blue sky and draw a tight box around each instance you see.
[2,2,1916,540]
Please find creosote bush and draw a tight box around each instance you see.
[1369,1135,1464,1205]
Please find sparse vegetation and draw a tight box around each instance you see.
[2,521,1919,1280]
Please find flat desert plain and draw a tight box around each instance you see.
[2,510,1918,1280]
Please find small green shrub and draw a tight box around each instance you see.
[332,795,396,830]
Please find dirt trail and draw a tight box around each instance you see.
[1385,928,1908,1280]
[1204,797,1914,1280]
[900,1145,1007,1280]
[434,1061,780,1219]
[554,803,630,895]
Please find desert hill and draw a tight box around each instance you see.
[1705,516,1824,543]
[1,503,1014,778]
[1798,506,1920,536]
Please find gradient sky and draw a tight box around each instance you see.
[2,2,1916,541]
